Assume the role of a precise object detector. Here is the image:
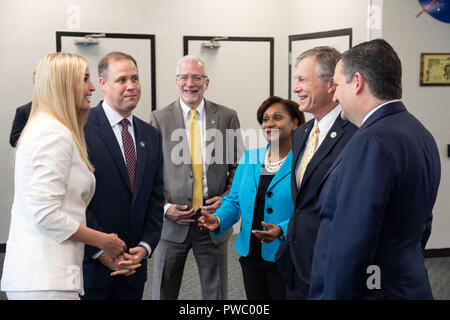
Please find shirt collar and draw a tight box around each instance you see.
[102,100,134,127]
[314,104,342,134]
[361,99,401,126]
[179,98,205,120]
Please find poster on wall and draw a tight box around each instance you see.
[420,53,450,86]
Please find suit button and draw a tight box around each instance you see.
[267,208,273,214]
[267,191,273,198]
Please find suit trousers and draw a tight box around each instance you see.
[239,257,287,300]
[152,223,228,300]
[81,276,145,300]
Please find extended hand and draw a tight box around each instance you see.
[252,221,282,243]
[197,211,219,232]
[165,204,196,225]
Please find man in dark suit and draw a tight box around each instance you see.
[309,39,441,300]
[275,46,357,299]
[82,51,164,300]
[9,102,31,147]
[150,56,242,300]
[9,72,34,147]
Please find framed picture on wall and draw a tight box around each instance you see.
[420,53,450,86]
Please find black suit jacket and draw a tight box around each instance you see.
[9,102,31,147]
[275,114,357,299]
[82,102,164,289]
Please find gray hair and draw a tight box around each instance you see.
[176,55,208,76]
[296,46,341,83]
[340,39,402,100]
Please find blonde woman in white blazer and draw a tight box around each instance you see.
[1,53,127,300]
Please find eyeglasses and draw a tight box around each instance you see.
[176,74,208,82]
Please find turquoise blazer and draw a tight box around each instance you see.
[212,146,294,262]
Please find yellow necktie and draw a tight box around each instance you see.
[298,124,320,187]
[190,109,203,210]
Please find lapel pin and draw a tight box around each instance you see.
[330,132,337,139]
[210,120,216,125]
[140,141,146,148]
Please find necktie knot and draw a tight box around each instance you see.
[120,118,130,128]
[312,124,320,136]
[190,109,197,120]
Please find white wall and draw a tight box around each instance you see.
[383,0,450,249]
[287,0,370,122]
[288,0,369,45]
[0,0,448,249]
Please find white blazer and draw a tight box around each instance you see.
[1,112,95,295]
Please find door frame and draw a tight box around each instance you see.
[56,31,157,110]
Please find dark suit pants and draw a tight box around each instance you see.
[239,256,287,300]
[81,277,145,300]
[152,223,228,300]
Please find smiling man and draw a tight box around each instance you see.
[308,39,441,300]
[82,51,164,300]
[150,55,241,300]
[275,46,357,299]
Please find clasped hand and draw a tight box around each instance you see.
[166,196,222,226]
[99,246,147,277]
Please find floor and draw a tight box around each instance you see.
[1,234,449,300]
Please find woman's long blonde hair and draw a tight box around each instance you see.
[22,52,94,171]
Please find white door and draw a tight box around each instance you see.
[60,34,154,122]
[187,38,273,149]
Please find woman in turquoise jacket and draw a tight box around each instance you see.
[199,96,304,300]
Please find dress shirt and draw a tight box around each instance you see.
[102,100,136,160]
[361,100,401,126]
[92,101,151,259]
[295,105,342,187]
[164,98,209,214]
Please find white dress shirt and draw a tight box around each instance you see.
[102,100,136,160]
[295,105,342,187]
[163,98,209,214]
[361,100,401,126]
[93,101,151,258]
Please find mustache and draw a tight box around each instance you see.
[182,86,200,91]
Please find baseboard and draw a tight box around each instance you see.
[424,248,450,258]
[0,243,449,257]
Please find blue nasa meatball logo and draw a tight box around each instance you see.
[417,0,450,23]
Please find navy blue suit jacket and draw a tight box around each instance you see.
[83,102,164,289]
[9,101,31,147]
[275,114,357,299]
[309,101,441,300]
